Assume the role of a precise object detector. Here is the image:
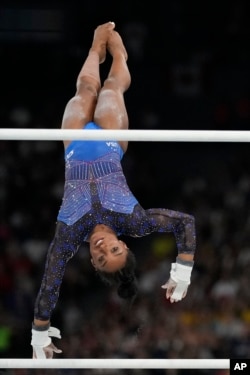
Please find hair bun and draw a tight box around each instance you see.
[117,279,138,300]
[119,271,134,284]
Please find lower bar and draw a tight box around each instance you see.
[0,358,230,369]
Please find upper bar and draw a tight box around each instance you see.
[0,128,250,142]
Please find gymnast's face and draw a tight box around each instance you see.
[89,232,129,272]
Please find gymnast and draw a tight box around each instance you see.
[31,22,196,359]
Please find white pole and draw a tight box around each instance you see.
[0,128,250,142]
[0,358,230,369]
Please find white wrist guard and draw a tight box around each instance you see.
[31,325,61,359]
[170,259,193,285]
[169,259,193,301]
[31,329,51,348]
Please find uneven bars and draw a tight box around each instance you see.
[0,358,230,369]
[0,128,250,142]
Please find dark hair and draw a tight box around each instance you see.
[96,249,138,303]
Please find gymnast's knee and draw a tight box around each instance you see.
[76,75,101,97]
[102,77,121,92]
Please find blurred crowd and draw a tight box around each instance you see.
[1,111,250,375]
[1,1,250,374]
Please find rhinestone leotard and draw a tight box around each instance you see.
[34,123,196,320]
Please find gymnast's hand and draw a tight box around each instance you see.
[32,342,62,359]
[161,258,194,303]
[31,325,62,359]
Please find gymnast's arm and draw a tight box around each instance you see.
[31,221,81,358]
[145,208,196,260]
[144,208,196,302]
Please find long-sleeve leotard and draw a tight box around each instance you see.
[34,204,195,320]
[34,122,196,320]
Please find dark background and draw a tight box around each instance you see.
[0,0,250,374]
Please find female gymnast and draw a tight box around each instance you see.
[31,22,196,359]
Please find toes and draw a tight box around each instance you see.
[108,21,115,29]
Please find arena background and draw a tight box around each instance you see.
[0,0,250,374]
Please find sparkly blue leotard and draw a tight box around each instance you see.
[34,122,196,321]
[57,122,138,228]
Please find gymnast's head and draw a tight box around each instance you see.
[89,229,129,272]
[89,226,138,301]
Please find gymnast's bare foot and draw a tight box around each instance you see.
[107,30,128,61]
[90,22,115,64]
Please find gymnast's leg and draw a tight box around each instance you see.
[61,22,115,149]
[93,30,131,153]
